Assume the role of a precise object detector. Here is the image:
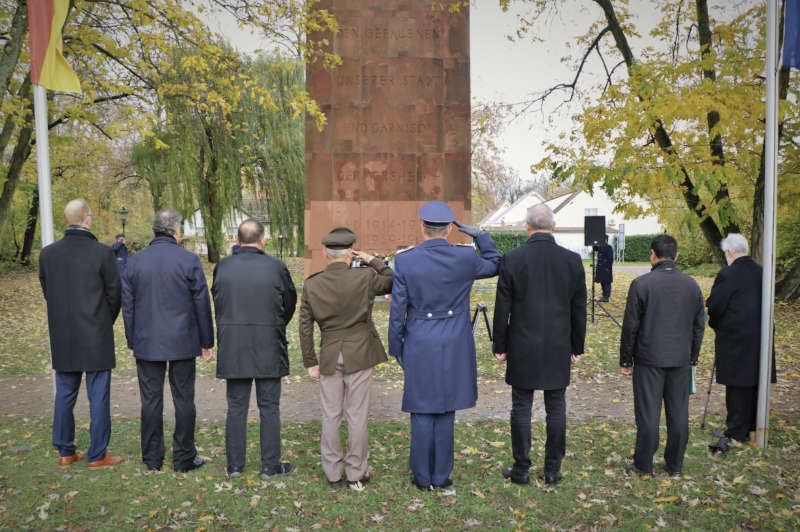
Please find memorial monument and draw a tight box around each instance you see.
[305,0,470,275]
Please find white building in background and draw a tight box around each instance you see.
[182,196,271,256]
[479,184,663,258]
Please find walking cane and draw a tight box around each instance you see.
[700,363,716,430]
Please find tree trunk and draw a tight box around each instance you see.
[19,188,39,265]
[0,122,34,249]
[776,261,800,300]
[0,1,27,110]
[594,0,729,264]
[202,125,221,264]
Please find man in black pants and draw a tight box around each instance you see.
[212,219,297,479]
[706,233,776,454]
[594,234,613,302]
[620,234,705,477]
[493,204,587,486]
[122,209,214,472]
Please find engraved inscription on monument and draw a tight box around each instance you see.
[305,0,470,275]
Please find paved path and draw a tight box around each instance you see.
[3,373,795,425]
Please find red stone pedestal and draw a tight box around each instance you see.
[305,0,470,276]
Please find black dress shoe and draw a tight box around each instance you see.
[543,472,563,486]
[328,478,343,489]
[175,457,204,473]
[624,462,650,478]
[411,477,431,491]
[709,436,731,456]
[432,478,453,489]
[261,462,293,480]
[502,466,530,485]
[662,465,681,478]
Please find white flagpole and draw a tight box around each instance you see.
[33,83,56,396]
[757,0,779,449]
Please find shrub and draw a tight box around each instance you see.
[486,231,529,254]
[620,234,657,262]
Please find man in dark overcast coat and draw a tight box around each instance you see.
[493,203,586,487]
[212,219,297,479]
[39,198,124,468]
[706,233,776,454]
[123,208,214,472]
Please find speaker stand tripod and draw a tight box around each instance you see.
[590,248,621,328]
[471,303,493,342]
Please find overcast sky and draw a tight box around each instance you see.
[200,0,752,182]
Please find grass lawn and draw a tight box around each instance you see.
[1,416,798,530]
[1,259,799,530]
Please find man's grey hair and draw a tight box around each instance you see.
[152,209,182,236]
[721,233,748,255]
[526,203,555,230]
[325,247,350,259]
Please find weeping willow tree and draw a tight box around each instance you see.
[132,44,254,263]
[241,56,306,256]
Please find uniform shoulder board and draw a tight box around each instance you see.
[395,245,415,254]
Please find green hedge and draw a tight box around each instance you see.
[486,231,529,254]
[621,234,657,262]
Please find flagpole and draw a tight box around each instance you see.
[757,0,779,449]
[33,83,56,396]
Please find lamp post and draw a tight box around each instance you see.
[119,206,128,234]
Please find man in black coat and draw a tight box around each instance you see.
[493,204,587,486]
[620,234,705,477]
[594,234,613,301]
[122,209,214,472]
[706,233,776,454]
[212,219,297,479]
[39,199,124,468]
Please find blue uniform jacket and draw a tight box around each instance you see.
[388,232,500,413]
[122,235,214,361]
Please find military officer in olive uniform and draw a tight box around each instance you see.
[388,201,501,490]
[299,227,393,491]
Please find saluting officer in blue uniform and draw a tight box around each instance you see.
[388,200,500,490]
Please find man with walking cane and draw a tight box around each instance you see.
[706,234,776,454]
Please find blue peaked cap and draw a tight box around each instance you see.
[418,200,454,226]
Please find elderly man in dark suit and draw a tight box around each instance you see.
[493,203,586,487]
[212,219,297,479]
[39,199,124,468]
[620,234,705,478]
[706,233,776,454]
[122,209,214,472]
[300,227,393,491]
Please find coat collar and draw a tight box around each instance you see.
[234,246,265,256]
[731,255,753,266]
[149,235,178,246]
[417,237,450,249]
[526,232,555,244]
[651,259,676,272]
[325,261,349,271]
[64,227,97,240]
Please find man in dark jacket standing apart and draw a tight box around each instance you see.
[39,199,124,468]
[299,227,393,491]
[493,204,586,486]
[594,234,613,301]
[122,209,214,472]
[389,201,500,490]
[212,219,297,479]
[706,233,776,454]
[620,234,705,477]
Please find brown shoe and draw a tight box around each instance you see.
[58,453,83,467]
[88,452,124,468]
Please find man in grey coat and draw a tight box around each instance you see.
[212,219,297,479]
[620,234,705,478]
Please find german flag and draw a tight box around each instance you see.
[28,0,81,93]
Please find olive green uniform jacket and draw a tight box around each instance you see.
[299,258,393,376]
